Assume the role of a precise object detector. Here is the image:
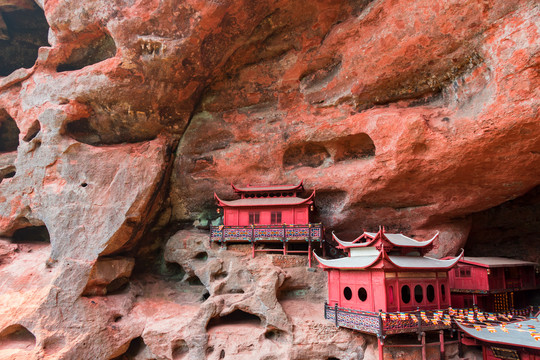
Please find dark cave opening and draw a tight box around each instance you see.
[0,1,49,76]
[283,142,330,169]
[110,336,146,360]
[466,185,540,264]
[0,110,19,153]
[56,31,116,72]
[332,133,375,162]
[12,225,50,243]
[0,324,36,351]
[206,310,262,331]
[22,120,40,142]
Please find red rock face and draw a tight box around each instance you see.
[0,0,538,358]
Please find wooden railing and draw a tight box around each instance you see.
[323,303,534,336]
[210,223,324,243]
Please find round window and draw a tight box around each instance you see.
[426,285,435,303]
[358,287,368,302]
[401,285,411,304]
[414,285,424,303]
[343,287,352,300]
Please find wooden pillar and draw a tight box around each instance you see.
[457,330,463,358]
[308,239,312,267]
[251,225,255,258]
[439,330,445,360]
[421,332,427,360]
[283,241,287,255]
[377,336,384,360]
[308,224,312,267]
[334,303,339,327]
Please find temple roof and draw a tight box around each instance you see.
[215,191,315,207]
[333,230,438,249]
[455,316,540,350]
[314,250,463,270]
[231,180,304,193]
[459,257,538,268]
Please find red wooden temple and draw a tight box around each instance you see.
[449,257,539,312]
[315,227,463,360]
[210,181,324,266]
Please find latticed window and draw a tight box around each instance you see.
[271,211,282,224]
[249,212,260,225]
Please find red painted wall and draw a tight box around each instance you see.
[224,205,310,226]
[327,270,385,312]
[449,265,489,291]
[328,270,451,312]
[449,264,537,292]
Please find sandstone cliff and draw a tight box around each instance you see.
[0,0,538,359]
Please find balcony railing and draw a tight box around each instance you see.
[323,303,534,336]
[210,223,324,243]
[324,303,452,335]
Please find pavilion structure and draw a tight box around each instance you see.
[449,256,539,312]
[315,227,463,360]
[210,181,323,266]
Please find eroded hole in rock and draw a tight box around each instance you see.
[332,133,375,161]
[63,111,159,146]
[42,336,65,356]
[106,277,130,295]
[201,291,210,301]
[186,275,203,286]
[206,310,262,331]
[0,165,16,182]
[0,324,36,351]
[283,142,330,169]
[211,270,227,281]
[194,251,208,261]
[110,337,146,360]
[0,110,19,153]
[219,349,225,359]
[0,1,49,76]
[23,120,40,142]
[162,261,186,281]
[12,225,50,243]
[171,339,188,360]
[264,329,286,342]
[57,31,116,72]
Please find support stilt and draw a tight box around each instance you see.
[252,241,255,258]
[308,239,312,267]
[377,336,384,360]
[283,241,287,255]
[421,332,427,360]
[439,330,445,360]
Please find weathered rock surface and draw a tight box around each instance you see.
[0,0,538,358]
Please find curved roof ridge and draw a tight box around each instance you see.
[332,231,376,248]
[231,179,304,193]
[313,251,382,269]
[215,190,314,207]
[382,231,439,248]
[385,249,464,270]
